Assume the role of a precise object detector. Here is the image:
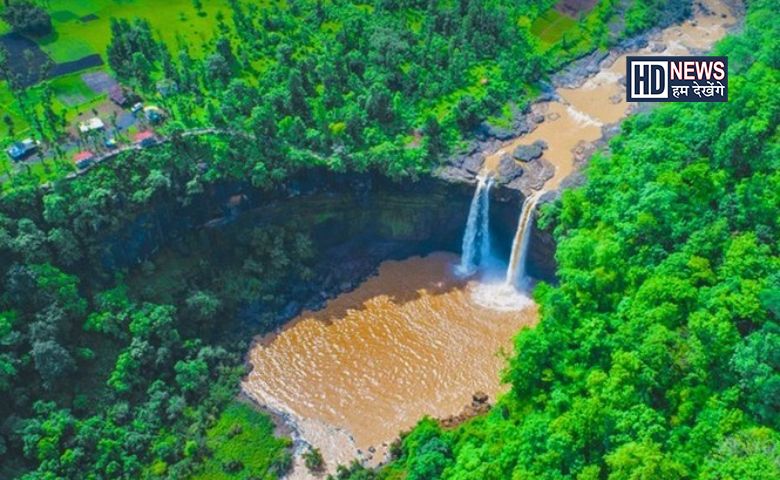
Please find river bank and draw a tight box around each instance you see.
[241,1,742,477]
[438,0,741,195]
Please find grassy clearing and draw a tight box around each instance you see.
[37,0,230,63]
[1,69,106,139]
[191,401,292,480]
[1,157,75,187]
[0,0,231,141]
[531,9,578,44]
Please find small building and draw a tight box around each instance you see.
[108,84,139,107]
[73,150,95,169]
[131,102,144,114]
[6,138,38,161]
[79,117,105,134]
[134,130,156,147]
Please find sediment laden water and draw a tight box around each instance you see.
[242,1,737,476]
[243,253,536,471]
[483,0,736,188]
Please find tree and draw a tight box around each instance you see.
[31,340,75,388]
[185,290,221,323]
[731,323,780,428]
[1,1,52,36]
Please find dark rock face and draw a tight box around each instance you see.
[439,391,492,428]
[528,215,557,284]
[496,155,524,184]
[475,121,516,141]
[435,142,486,184]
[505,158,555,195]
[512,143,544,163]
[101,165,558,329]
[553,49,611,88]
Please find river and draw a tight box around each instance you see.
[241,0,738,475]
[244,253,536,470]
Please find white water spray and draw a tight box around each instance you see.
[469,190,543,312]
[566,105,603,127]
[457,174,493,276]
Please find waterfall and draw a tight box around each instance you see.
[505,191,543,287]
[457,174,493,275]
[479,177,492,264]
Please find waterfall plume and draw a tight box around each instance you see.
[456,173,493,276]
[505,191,543,288]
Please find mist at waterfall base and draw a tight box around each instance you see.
[454,177,540,312]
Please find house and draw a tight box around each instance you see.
[108,84,139,107]
[79,117,105,134]
[143,106,165,124]
[6,138,38,161]
[73,150,95,169]
[134,130,156,147]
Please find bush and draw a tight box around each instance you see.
[303,446,324,472]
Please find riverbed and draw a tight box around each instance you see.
[485,0,738,188]
[244,253,536,471]
[241,0,739,476]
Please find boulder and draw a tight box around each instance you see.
[472,391,489,404]
[462,153,483,174]
[650,42,666,53]
[496,155,523,184]
[278,301,301,322]
[512,143,544,162]
[505,158,555,194]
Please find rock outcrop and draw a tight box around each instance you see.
[439,392,492,428]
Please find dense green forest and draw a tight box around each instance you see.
[2,0,687,188]
[365,1,778,478]
[1,0,776,480]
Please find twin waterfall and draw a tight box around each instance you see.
[458,174,542,293]
[457,174,493,276]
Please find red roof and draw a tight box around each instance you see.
[73,151,95,162]
[134,130,155,142]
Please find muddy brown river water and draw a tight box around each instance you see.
[241,0,738,475]
[244,253,536,469]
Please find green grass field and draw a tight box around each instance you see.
[191,402,292,480]
[1,0,231,150]
[37,0,230,63]
[0,69,105,139]
[531,9,578,44]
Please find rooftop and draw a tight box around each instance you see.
[79,117,105,133]
[73,150,95,162]
[134,130,155,142]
